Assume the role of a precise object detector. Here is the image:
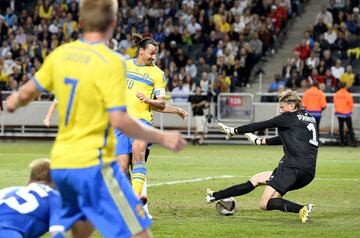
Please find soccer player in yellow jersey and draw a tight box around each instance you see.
[115,34,185,207]
[6,0,186,237]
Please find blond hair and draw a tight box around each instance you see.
[29,159,51,184]
[79,0,118,33]
[278,89,304,110]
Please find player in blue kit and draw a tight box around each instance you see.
[0,159,62,238]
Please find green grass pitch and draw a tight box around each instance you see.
[0,142,359,238]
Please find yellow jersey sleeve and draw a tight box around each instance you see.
[154,70,166,98]
[99,55,127,111]
[34,49,56,92]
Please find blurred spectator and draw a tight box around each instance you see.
[219,70,231,92]
[282,58,296,80]
[199,72,210,93]
[174,48,188,68]
[183,74,195,92]
[263,74,285,102]
[171,80,189,103]
[322,49,335,69]
[293,39,310,61]
[340,65,355,88]
[189,85,210,145]
[314,17,329,39]
[317,59,327,75]
[316,4,333,25]
[324,25,337,44]
[249,32,263,63]
[306,51,320,71]
[197,57,210,76]
[285,71,301,89]
[269,74,286,93]
[331,59,345,80]
[38,0,53,20]
[321,69,338,92]
[333,31,349,58]
[185,58,197,79]
[334,82,356,147]
[302,81,327,135]
[318,34,331,53]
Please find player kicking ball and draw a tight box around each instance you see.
[206,89,317,223]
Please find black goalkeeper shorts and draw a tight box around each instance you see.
[266,166,314,196]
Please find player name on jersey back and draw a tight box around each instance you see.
[297,114,316,123]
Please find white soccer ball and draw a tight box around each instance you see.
[215,197,236,216]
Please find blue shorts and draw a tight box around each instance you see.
[115,119,152,156]
[51,161,152,238]
[0,228,23,238]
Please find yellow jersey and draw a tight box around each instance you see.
[125,59,166,123]
[34,39,127,169]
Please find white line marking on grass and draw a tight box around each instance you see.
[315,177,360,182]
[153,155,192,159]
[148,175,360,187]
[148,175,238,187]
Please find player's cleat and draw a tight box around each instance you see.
[206,189,216,203]
[299,204,314,223]
[218,123,235,140]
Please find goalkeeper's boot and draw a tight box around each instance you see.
[205,189,216,203]
[218,123,235,140]
[299,204,314,223]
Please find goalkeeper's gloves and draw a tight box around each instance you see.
[244,133,263,145]
[218,123,235,140]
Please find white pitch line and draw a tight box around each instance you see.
[315,177,360,182]
[148,175,360,187]
[148,175,239,187]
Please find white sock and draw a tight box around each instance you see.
[141,179,151,217]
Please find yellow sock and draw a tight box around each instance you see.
[131,162,146,196]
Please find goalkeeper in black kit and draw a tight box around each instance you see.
[206,89,318,223]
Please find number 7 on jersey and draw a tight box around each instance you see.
[64,78,78,126]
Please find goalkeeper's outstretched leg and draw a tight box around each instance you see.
[214,90,318,222]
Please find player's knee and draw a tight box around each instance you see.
[259,199,269,210]
[132,229,153,238]
[132,149,146,163]
[121,165,129,174]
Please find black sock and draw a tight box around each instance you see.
[213,181,255,200]
[266,198,303,213]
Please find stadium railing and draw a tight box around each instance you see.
[1,93,359,143]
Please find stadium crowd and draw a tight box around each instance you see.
[264,0,360,100]
[0,0,305,100]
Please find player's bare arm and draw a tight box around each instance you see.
[137,91,166,110]
[110,110,186,152]
[161,105,188,120]
[43,100,58,127]
[136,92,188,120]
[7,80,41,113]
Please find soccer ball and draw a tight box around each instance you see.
[215,197,236,216]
